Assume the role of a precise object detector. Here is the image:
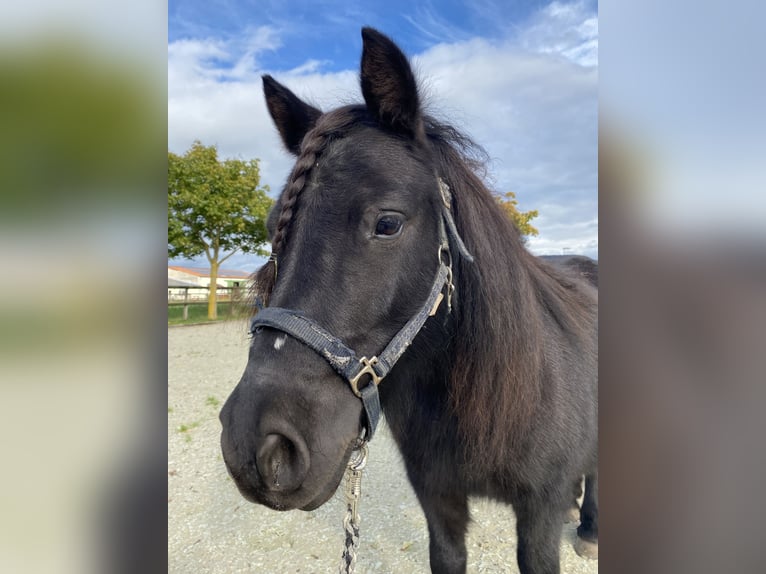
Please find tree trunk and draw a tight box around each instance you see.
[208,260,219,320]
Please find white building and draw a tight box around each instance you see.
[167,266,250,301]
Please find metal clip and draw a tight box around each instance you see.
[445,266,454,314]
[268,253,279,282]
[344,443,368,524]
[437,177,452,210]
[348,357,382,398]
[438,244,455,314]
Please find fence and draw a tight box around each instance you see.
[168,286,248,320]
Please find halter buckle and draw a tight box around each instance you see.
[349,357,382,397]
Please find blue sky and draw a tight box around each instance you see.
[169,0,598,271]
[169,1,577,69]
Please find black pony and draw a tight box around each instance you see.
[220,28,598,574]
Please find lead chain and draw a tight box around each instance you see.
[339,443,368,574]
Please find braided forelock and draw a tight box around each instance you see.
[252,107,365,307]
[270,127,325,255]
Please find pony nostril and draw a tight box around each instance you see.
[255,432,310,492]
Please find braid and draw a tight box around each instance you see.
[250,107,364,309]
[271,131,325,254]
[252,126,327,307]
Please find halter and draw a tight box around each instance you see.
[249,178,473,441]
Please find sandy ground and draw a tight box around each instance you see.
[168,321,598,573]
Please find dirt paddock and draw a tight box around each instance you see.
[168,322,598,573]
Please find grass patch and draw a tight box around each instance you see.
[177,421,201,433]
[205,396,220,407]
[168,406,173,413]
[168,302,250,326]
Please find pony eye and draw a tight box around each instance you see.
[374,215,403,237]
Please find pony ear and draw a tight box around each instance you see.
[262,75,322,155]
[360,27,423,138]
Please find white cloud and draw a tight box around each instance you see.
[413,35,597,258]
[402,5,473,45]
[167,38,229,86]
[168,2,598,268]
[168,26,282,85]
[229,26,282,81]
[518,0,598,67]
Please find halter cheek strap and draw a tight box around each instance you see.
[249,178,472,440]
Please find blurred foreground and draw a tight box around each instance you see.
[0,1,166,573]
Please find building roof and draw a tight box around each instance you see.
[168,278,203,288]
[168,265,251,279]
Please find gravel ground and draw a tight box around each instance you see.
[169,322,598,573]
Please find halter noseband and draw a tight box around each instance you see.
[249,178,473,440]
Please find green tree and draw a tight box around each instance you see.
[168,141,273,319]
[496,191,539,238]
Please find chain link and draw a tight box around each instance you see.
[339,443,368,574]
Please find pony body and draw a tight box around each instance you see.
[220,28,597,574]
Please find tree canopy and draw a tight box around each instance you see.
[168,141,273,319]
[496,191,539,238]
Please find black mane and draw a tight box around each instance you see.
[424,116,597,464]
